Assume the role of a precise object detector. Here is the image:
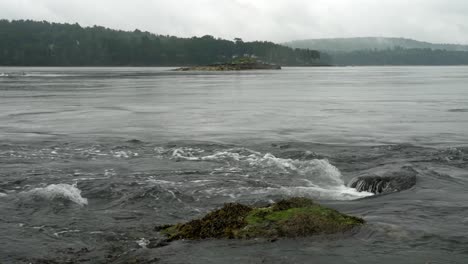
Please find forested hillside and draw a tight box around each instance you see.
[324,48,468,66]
[286,37,468,65]
[285,37,468,52]
[0,20,321,66]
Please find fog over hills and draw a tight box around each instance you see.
[284,37,468,65]
[285,37,468,52]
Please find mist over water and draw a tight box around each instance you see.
[1,67,468,263]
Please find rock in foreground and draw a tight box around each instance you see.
[158,197,364,240]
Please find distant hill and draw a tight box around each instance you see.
[0,20,321,66]
[284,37,468,65]
[285,37,468,52]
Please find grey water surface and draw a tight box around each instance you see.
[0,66,467,263]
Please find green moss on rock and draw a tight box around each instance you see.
[159,198,364,240]
[162,203,252,240]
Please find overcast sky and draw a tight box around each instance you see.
[1,0,468,44]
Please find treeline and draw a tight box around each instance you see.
[324,47,468,66]
[0,20,321,66]
[286,37,468,53]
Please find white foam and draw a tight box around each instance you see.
[171,147,207,161]
[246,154,345,187]
[112,150,138,158]
[276,186,373,200]
[104,169,116,177]
[172,148,346,186]
[24,73,74,77]
[0,193,7,197]
[203,185,372,201]
[136,238,150,248]
[25,183,88,206]
[190,180,215,183]
[148,179,180,186]
[170,147,374,200]
[54,229,81,237]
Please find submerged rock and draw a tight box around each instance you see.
[158,197,364,240]
[349,166,417,194]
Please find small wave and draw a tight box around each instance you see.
[448,109,468,113]
[24,183,88,206]
[53,229,81,237]
[172,147,345,187]
[0,72,26,78]
[112,150,139,158]
[0,192,7,197]
[0,72,78,78]
[169,147,374,200]
[273,186,372,200]
[136,238,150,248]
[203,185,372,201]
[25,73,71,77]
[350,177,389,194]
[171,147,207,160]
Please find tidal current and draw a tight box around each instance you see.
[0,67,467,263]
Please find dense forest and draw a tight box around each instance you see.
[285,37,468,53]
[0,20,321,66]
[322,48,468,66]
[286,37,468,65]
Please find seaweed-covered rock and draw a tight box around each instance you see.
[159,197,364,240]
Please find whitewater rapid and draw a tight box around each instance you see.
[21,183,88,206]
[165,147,373,201]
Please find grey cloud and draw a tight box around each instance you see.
[0,0,467,44]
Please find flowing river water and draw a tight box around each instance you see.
[0,66,467,263]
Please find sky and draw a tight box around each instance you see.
[1,0,468,44]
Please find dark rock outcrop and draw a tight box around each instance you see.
[349,166,417,194]
[157,197,364,241]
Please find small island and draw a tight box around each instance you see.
[174,57,281,71]
[157,197,364,241]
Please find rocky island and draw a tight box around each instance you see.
[157,197,364,241]
[174,57,281,71]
